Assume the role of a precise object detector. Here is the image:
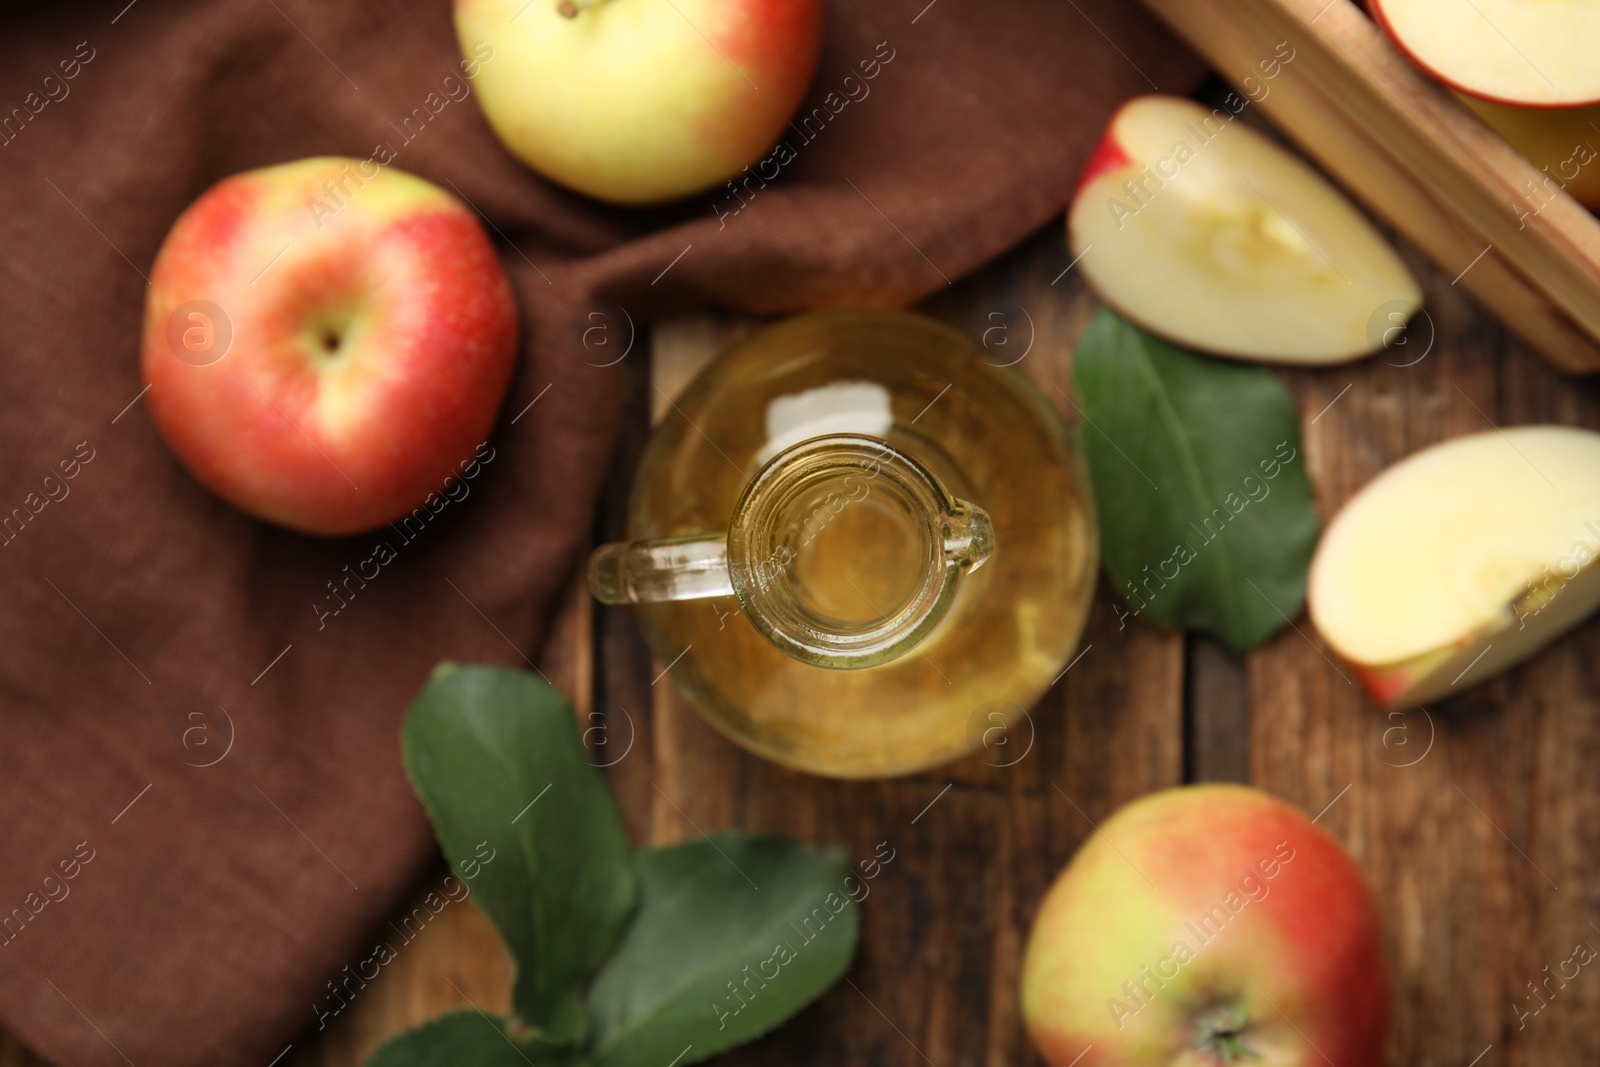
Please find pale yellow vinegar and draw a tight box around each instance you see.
[630,311,1097,778]
[788,490,925,625]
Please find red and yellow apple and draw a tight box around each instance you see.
[1069,95,1422,365]
[141,156,518,536]
[1308,426,1600,708]
[1371,0,1600,108]
[1021,785,1387,1066]
[456,0,823,205]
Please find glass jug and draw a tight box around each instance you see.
[589,309,1097,778]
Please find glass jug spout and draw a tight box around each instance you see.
[587,434,994,670]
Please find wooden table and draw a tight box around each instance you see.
[7,222,1598,1067]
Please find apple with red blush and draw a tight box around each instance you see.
[1021,785,1388,1066]
[141,156,519,536]
[456,0,825,204]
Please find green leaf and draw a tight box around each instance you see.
[587,833,859,1067]
[365,1010,569,1067]
[1072,307,1322,653]
[402,664,636,1045]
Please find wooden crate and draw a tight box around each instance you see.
[1137,0,1600,374]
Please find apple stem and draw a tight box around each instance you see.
[1193,1006,1253,1063]
[556,0,607,15]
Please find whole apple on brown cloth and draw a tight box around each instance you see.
[140,158,522,536]
[0,2,1200,1066]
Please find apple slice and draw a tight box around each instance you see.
[1308,426,1600,708]
[1069,95,1422,365]
[1372,0,1600,107]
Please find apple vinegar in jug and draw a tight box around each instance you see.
[611,310,1096,778]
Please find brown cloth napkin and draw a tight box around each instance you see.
[0,2,1198,1064]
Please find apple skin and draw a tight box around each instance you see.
[1021,785,1387,1066]
[1073,130,1133,198]
[456,0,823,204]
[1345,639,1464,709]
[1353,660,1429,708]
[141,157,519,536]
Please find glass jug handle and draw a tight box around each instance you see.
[588,534,733,605]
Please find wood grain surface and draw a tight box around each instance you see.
[8,223,1599,1066]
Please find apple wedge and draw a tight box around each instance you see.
[1308,426,1600,708]
[1069,95,1422,365]
[1372,0,1600,107]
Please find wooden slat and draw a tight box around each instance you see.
[1187,637,1250,783]
[1137,0,1600,373]
[595,330,666,851]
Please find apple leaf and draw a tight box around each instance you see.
[365,1011,568,1067]
[587,833,859,1067]
[1071,307,1322,653]
[384,667,859,1067]
[401,664,636,1046]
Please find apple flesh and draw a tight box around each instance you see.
[1069,95,1422,365]
[1308,426,1600,708]
[1021,785,1387,1066]
[1458,94,1600,212]
[456,0,823,205]
[1372,0,1600,107]
[141,157,519,536]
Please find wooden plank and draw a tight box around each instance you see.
[1257,265,1600,1063]
[1186,637,1250,783]
[596,332,666,851]
[1137,0,1600,373]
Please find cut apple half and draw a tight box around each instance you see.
[1372,0,1600,107]
[1069,95,1422,365]
[1308,426,1600,708]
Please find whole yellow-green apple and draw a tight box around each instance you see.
[141,157,518,536]
[456,0,823,204]
[1021,785,1387,1066]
